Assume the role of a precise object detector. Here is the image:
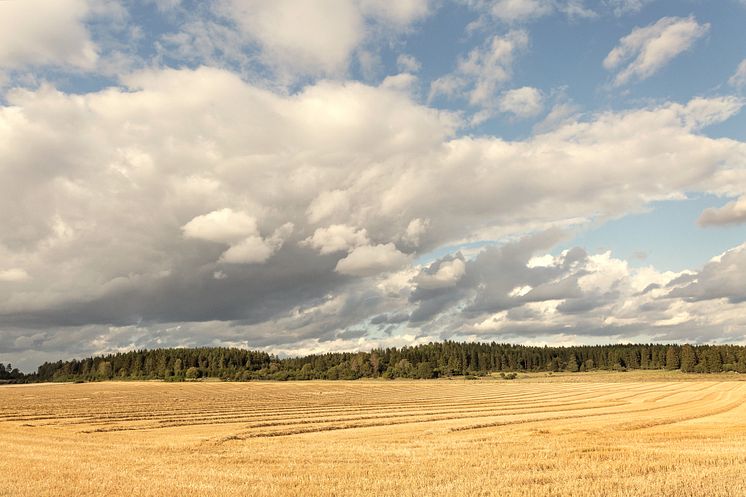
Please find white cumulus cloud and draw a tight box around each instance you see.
[416,258,466,289]
[0,0,98,70]
[182,208,291,264]
[182,208,259,243]
[220,236,275,264]
[304,225,370,254]
[335,243,410,276]
[212,0,431,81]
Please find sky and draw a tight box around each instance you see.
[1,0,746,371]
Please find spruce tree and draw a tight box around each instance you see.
[680,345,697,373]
[665,346,680,370]
[705,348,723,373]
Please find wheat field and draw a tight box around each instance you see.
[2,375,746,496]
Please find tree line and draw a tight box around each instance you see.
[0,363,27,383]
[22,342,746,382]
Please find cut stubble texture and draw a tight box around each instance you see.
[1,375,746,496]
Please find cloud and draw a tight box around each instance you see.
[729,59,746,88]
[223,222,294,264]
[335,243,410,276]
[401,218,429,247]
[559,0,597,19]
[0,0,98,70]
[380,73,419,94]
[196,0,431,81]
[604,16,710,86]
[498,86,544,118]
[486,0,554,23]
[182,208,288,263]
[698,196,746,227]
[0,269,30,283]
[463,0,595,23]
[12,237,746,371]
[144,0,182,12]
[464,229,571,315]
[462,31,529,106]
[409,230,567,323]
[220,236,274,264]
[303,225,370,254]
[429,30,529,110]
[416,257,466,290]
[358,0,431,26]
[667,244,746,303]
[408,234,746,346]
[1,67,746,367]
[604,0,652,16]
[397,54,421,73]
[533,102,580,133]
[182,208,259,243]
[306,190,351,224]
[217,0,364,79]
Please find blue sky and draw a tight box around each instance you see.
[1,0,746,370]
[563,195,746,271]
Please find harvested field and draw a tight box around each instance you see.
[2,375,746,496]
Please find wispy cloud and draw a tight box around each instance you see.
[498,86,544,118]
[604,16,709,86]
[729,59,746,88]
[429,30,529,123]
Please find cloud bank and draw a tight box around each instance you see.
[1,64,745,369]
[1,1,746,371]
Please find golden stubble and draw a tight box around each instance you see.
[2,373,746,497]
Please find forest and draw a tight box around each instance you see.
[0,363,25,383]
[17,341,746,382]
